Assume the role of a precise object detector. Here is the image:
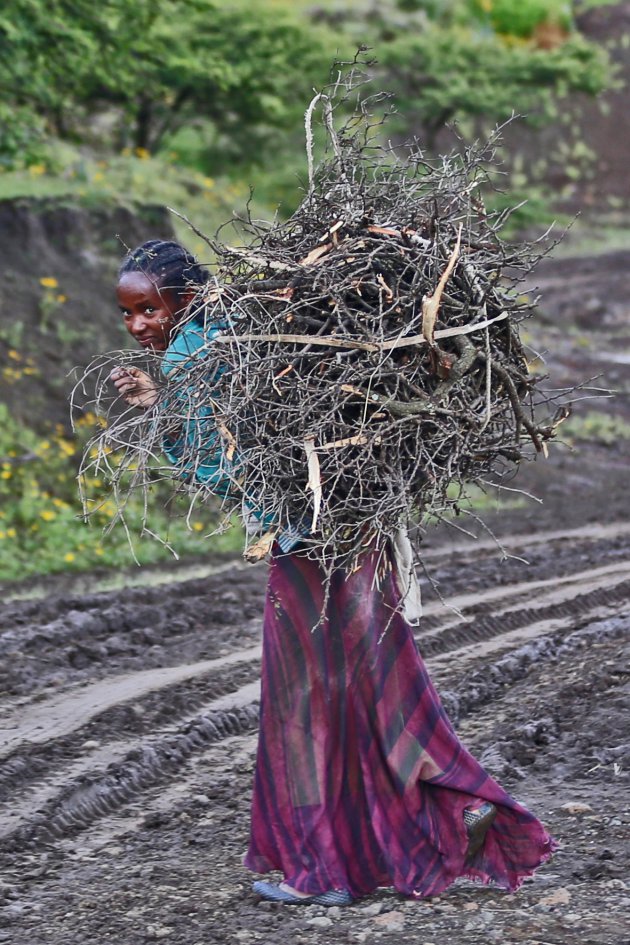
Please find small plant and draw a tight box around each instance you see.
[38,277,67,333]
[560,410,630,446]
[0,405,241,586]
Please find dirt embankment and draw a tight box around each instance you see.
[0,199,175,430]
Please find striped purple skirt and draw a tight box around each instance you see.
[245,545,557,899]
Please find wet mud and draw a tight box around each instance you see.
[1,519,628,945]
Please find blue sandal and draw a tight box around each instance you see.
[252,880,352,906]
[464,801,497,858]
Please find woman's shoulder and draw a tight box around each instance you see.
[162,313,224,377]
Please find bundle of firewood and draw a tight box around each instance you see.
[77,86,568,565]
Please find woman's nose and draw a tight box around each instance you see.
[129,314,147,335]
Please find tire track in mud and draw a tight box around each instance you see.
[2,528,629,704]
[2,557,628,773]
[2,612,626,858]
[0,645,262,758]
[0,656,263,814]
[1,562,628,857]
[1,523,628,859]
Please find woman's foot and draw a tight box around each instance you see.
[279,882,311,899]
[464,801,497,859]
[252,880,352,906]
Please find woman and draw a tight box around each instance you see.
[112,240,557,907]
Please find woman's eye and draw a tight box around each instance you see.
[144,306,156,314]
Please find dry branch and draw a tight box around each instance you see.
[75,72,572,572]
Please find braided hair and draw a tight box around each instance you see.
[119,240,209,299]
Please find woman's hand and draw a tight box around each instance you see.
[109,366,159,408]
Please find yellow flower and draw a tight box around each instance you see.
[40,510,56,521]
[92,172,105,183]
[94,547,104,556]
[64,553,76,563]
[52,498,69,509]
[192,522,204,532]
[202,177,215,189]
[57,439,76,457]
[56,294,67,303]
[1,470,11,480]
[40,440,50,451]
[0,532,4,540]
[8,350,21,361]
[29,164,46,176]
[39,277,58,289]
[6,527,16,538]
[135,147,150,160]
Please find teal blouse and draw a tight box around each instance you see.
[161,317,236,498]
[159,317,303,552]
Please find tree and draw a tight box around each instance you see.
[0,0,338,167]
[378,24,610,148]
[309,0,611,151]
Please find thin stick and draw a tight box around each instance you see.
[213,311,508,352]
[422,224,463,345]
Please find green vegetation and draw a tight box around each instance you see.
[468,0,572,37]
[0,0,337,170]
[425,481,528,524]
[0,145,260,257]
[372,2,611,149]
[560,410,630,446]
[0,0,613,173]
[0,403,241,584]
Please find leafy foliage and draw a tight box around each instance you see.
[378,26,610,147]
[468,0,572,38]
[0,0,337,168]
[0,404,239,584]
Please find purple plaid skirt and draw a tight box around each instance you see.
[245,545,557,899]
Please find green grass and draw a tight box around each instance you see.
[0,142,273,259]
[423,481,529,526]
[552,214,630,258]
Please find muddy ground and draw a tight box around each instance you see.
[1,250,629,945]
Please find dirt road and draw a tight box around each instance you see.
[0,516,628,945]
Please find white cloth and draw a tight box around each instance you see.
[392,527,423,624]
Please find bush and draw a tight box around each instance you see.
[0,404,240,584]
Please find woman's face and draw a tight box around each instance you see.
[117,272,188,351]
